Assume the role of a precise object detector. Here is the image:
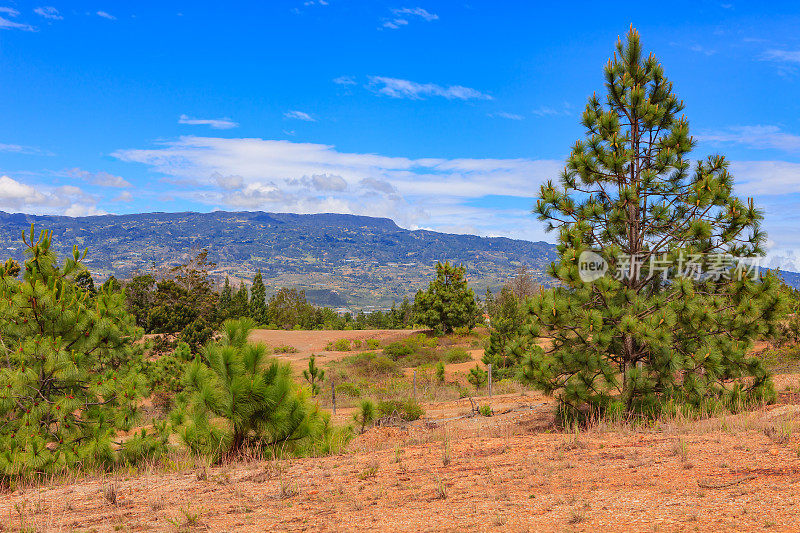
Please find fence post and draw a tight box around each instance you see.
[487,364,492,398]
[331,379,336,415]
[413,369,417,401]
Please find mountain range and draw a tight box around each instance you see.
[2,210,796,309]
[0,210,558,309]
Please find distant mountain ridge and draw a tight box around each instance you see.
[0,210,558,308]
[2,210,797,308]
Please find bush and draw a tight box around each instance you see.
[340,352,403,378]
[353,400,375,433]
[376,399,425,421]
[274,344,299,354]
[444,347,472,364]
[336,382,362,398]
[173,318,330,461]
[335,338,352,351]
[365,339,381,350]
[478,405,492,417]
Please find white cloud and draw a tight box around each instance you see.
[333,75,357,86]
[113,191,133,202]
[96,11,116,20]
[731,161,800,195]
[699,125,800,153]
[284,110,316,122]
[178,114,239,129]
[65,168,132,188]
[0,8,35,31]
[367,76,492,100]
[0,142,53,155]
[531,103,573,117]
[383,7,438,29]
[488,112,524,120]
[112,136,559,233]
[763,49,800,64]
[34,6,62,20]
[0,175,104,216]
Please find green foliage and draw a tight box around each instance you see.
[478,405,492,417]
[249,270,267,324]
[173,318,330,461]
[413,261,479,334]
[337,352,402,378]
[353,400,375,433]
[0,226,147,479]
[376,399,424,421]
[482,286,528,379]
[444,347,471,364]
[274,344,299,354]
[146,342,192,393]
[302,354,325,396]
[435,361,446,383]
[468,365,487,390]
[521,28,787,418]
[335,382,362,398]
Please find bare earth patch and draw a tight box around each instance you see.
[6,386,800,532]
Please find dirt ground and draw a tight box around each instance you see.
[4,330,800,532]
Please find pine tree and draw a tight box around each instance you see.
[521,27,786,418]
[302,354,325,396]
[0,226,148,479]
[174,318,328,460]
[412,261,479,334]
[249,270,267,324]
[482,286,526,378]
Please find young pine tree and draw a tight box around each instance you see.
[520,27,786,418]
[0,227,147,479]
[302,354,325,396]
[174,318,328,460]
[413,261,479,334]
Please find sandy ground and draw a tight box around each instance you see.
[6,383,800,532]
[5,330,800,532]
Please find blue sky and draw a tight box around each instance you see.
[1,1,800,268]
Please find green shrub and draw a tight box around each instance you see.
[340,352,403,378]
[435,361,446,383]
[444,347,471,364]
[352,339,363,349]
[274,344,299,354]
[334,338,352,351]
[365,339,381,350]
[478,405,492,417]
[336,382,362,398]
[376,399,425,421]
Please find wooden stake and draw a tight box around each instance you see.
[413,369,417,401]
[331,379,336,415]
[487,364,492,398]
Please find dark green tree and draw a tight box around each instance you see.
[0,226,150,479]
[520,27,786,418]
[482,286,526,378]
[249,270,267,324]
[412,261,479,334]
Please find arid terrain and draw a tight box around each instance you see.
[4,329,800,532]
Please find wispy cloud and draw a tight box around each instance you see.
[34,6,62,20]
[698,125,800,153]
[284,110,316,122]
[383,6,438,29]
[333,75,357,86]
[96,11,116,20]
[0,143,53,156]
[65,168,132,188]
[488,112,524,120]
[0,7,35,31]
[531,103,573,117]
[763,49,800,64]
[367,76,492,100]
[178,114,239,130]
